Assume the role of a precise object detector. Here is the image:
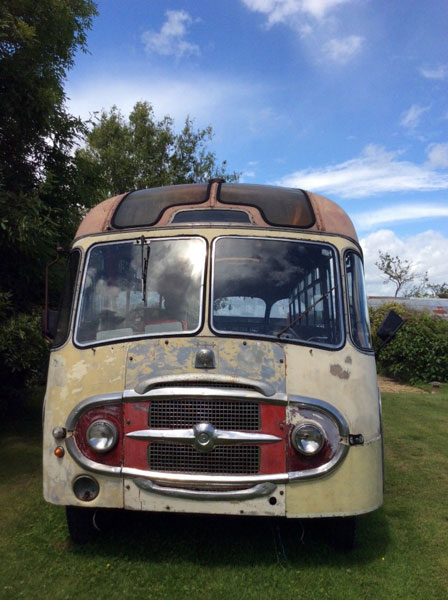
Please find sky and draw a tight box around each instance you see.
[66,0,448,296]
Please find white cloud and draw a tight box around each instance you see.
[66,75,265,133]
[141,10,200,58]
[323,35,363,63]
[426,142,448,168]
[419,65,448,80]
[241,0,352,24]
[277,144,448,198]
[400,104,430,129]
[301,0,352,19]
[354,203,448,231]
[241,0,363,64]
[361,229,448,296]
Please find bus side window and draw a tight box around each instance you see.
[53,250,81,347]
[345,252,372,349]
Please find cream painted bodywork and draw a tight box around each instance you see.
[43,226,382,517]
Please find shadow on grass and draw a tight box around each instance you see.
[69,505,390,568]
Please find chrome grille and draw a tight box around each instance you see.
[148,443,260,474]
[149,400,260,430]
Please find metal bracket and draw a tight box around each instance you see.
[349,434,364,446]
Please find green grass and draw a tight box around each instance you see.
[1,387,447,600]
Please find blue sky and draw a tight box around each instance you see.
[66,0,448,295]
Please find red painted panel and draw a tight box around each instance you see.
[73,404,123,466]
[259,404,286,474]
[123,401,151,470]
[285,426,334,471]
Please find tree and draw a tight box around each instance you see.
[375,252,417,297]
[0,1,97,405]
[375,251,448,298]
[0,4,238,407]
[0,0,98,310]
[74,102,239,207]
[427,283,448,299]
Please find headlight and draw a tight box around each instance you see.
[86,420,118,453]
[291,423,325,455]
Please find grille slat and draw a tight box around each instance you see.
[149,400,260,431]
[150,382,256,390]
[148,443,260,474]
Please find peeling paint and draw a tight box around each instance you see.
[330,364,350,380]
[68,360,89,382]
[125,337,286,391]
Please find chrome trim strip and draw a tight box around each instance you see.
[126,424,281,451]
[288,449,348,480]
[134,374,277,397]
[288,395,350,439]
[66,393,122,431]
[125,467,287,485]
[124,387,287,404]
[133,478,277,500]
[65,436,122,476]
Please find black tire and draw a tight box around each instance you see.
[65,506,98,544]
[330,516,357,552]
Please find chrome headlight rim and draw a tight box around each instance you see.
[291,422,326,456]
[86,419,118,453]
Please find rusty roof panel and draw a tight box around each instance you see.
[74,182,358,241]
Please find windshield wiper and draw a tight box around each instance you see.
[276,286,336,339]
[138,236,151,304]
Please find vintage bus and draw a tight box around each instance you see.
[43,180,391,548]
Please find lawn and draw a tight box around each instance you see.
[1,387,447,600]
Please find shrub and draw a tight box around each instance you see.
[370,303,448,385]
[0,309,49,407]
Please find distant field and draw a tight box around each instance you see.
[1,387,447,600]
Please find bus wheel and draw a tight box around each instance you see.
[66,506,98,544]
[330,516,357,552]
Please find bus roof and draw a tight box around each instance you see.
[75,180,358,241]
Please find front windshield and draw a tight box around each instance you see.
[75,237,206,345]
[211,237,342,347]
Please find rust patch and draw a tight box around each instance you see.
[344,356,352,364]
[330,364,350,380]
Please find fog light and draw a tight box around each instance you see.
[86,420,118,453]
[291,423,325,455]
[73,475,99,502]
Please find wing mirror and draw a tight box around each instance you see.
[375,309,405,358]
